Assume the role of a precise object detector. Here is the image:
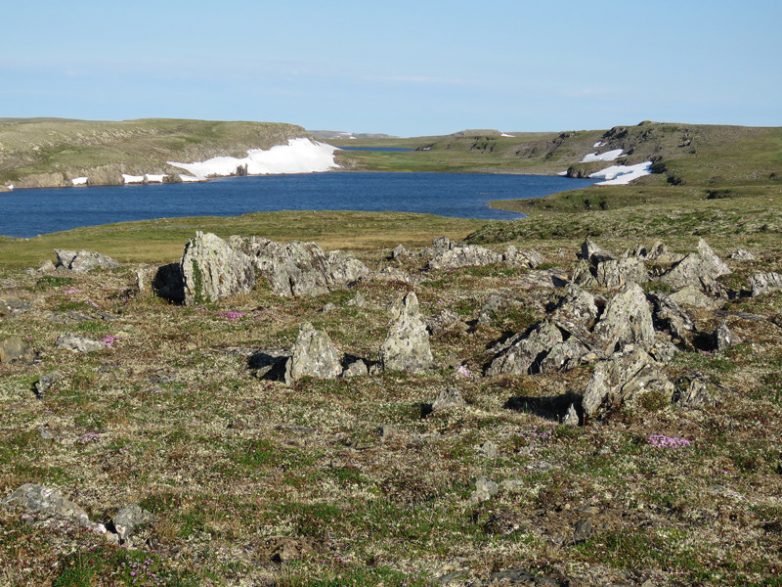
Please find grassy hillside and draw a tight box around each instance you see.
[0,118,305,188]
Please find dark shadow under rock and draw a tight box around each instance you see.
[152,263,185,304]
[248,350,288,381]
[504,392,583,422]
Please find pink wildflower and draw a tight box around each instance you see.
[456,365,473,379]
[64,288,80,295]
[102,335,118,348]
[219,310,246,321]
[647,434,691,448]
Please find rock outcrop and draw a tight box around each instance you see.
[284,323,343,385]
[181,232,256,305]
[486,321,563,376]
[3,484,103,533]
[582,348,674,419]
[54,250,118,272]
[593,284,655,354]
[229,236,369,297]
[659,239,731,291]
[595,257,648,289]
[427,244,502,270]
[380,292,433,373]
[749,272,782,297]
[56,334,107,353]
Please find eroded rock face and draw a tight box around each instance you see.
[550,285,600,332]
[503,245,543,268]
[229,236,369,297]
[595,257,648,289]
[594,284,655,354]
[650,294,695,347]
[181,232,255,305]
[427,244,502,270]
[284,323,343,385]
[659,239,731,291]
[54,250,118,272]
[3,484,98,531]
[714,322,741,350]
[582,348,674,419]
[668,285,722,309]
[749,272,782,297]
[380,292,433,373]
[486,321,563,376]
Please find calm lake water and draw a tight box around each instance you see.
[0,172,595,237]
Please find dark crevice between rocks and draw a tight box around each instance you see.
[504,392,583,422]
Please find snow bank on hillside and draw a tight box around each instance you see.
[590,161,652,185]
[71,177,88,186]
[593,141,603,148]
[168,138,338,179]
[500,132,515,138]
[581,149,623,163]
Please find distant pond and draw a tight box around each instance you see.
[0,172,596,237]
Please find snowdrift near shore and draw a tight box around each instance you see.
[590,161,652,185]
[168,138,339,179]
[581,149,623,163]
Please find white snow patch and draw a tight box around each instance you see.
[122,174,146,184]
[500,133,515,138]
[590,161,652,185]
[5,184,13,191]
[557,170,568,176]
[179,174,203,182]
[581,149,623,163]
[71,177,89,186]
[593,141,603,148]
[145,174,166,183]
[168,138,339,179]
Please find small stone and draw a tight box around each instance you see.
[478,440,499,458]
[573,518,593,543]
[347,292,368,308]
[56,334,106,353]
[342,358,369,378]
[471,477,499,503]
[730,248,755,261]
[320,302,336,313]
[112,504,154,542]
[32,372,60,400]
[432,387,466,413]
[563,404,579,426]
[714,322,740,350]
[390,244,408,260]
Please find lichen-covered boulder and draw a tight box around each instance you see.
[54,249,118,272]
[284,323,343,385]
[659,239,731,291]
[594,284,655,354]
[595,257,648,289]
[582,348,674,419]
[427,244,502,270]
[486,320,563,376]
[181,232,255,305]
[380,292,433,373]
[2,484,101,532]
[749,272,782,297]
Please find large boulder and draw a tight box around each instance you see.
[582,348,674,419]
[486,321,563,376]
[749,272,782,297]
[380,292,433,373]
[284,323,343,385]
[427,244,502,270]
[54,250,118,272]
[659,239,731,291]
[181,232,255,305]
[593,284,655,354]
[229,236,368,297]
[2,484,101,532]
[503,245,543,269]
[595,257,648,289]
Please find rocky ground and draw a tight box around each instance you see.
[1,230,781,586]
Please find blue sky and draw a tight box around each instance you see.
[1,0,780,136]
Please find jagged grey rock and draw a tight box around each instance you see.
[650,294,694,346]
[427,309,467,336]
[54,249,118,272]
[572,260,598,287]
[56,334,106,353]
[284,323,343,385]
[595,257,648,289]
[427,244,502,270]
[431,387,466,413]
[181,232,255,305]
[33,372,60,400]
[730,248,756,261]
[342,358,369,378]
[593,284,654,354]
[578,238,614,264]
[582,348,674,419]
[390,244,408,260]
[381,292,433,373]
[229,236,368,297]
[659,239,731,291]
[714,322,741,350]
[563,404,580,426]
[112,504,155,542]
[503,245,543,268]
[675,376,715,407]
[550,285,600,331]
[668,285,722,309]
[486,321,563,376]
[749,272,782,297]
[539,336,591,373]
[2,484,100,531]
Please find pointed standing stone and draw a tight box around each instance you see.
[284,323,343,385]
[380,292,433,373]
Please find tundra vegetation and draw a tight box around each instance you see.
[0,120,781,586]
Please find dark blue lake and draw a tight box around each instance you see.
[338,146,415,152]
[0,172,595,237]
